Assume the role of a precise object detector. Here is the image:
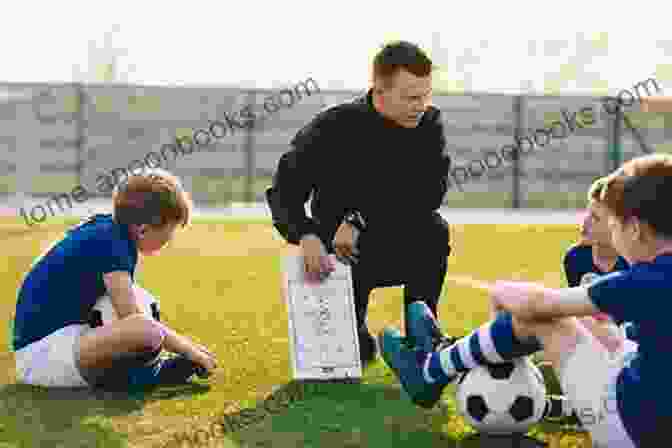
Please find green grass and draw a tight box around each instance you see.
[0,175,272,205]
[2,173,592,209]
[0,219,593,447]
[0,174,80,196]
[443,190,589,209]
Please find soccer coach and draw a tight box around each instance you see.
[266,41,453,366]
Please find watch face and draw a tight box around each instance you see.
[345,219,361,234]
[580,272,600,286]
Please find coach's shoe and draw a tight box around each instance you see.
[378,327,454,409]
[405,301,460,353]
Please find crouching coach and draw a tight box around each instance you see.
[266,40,453,366]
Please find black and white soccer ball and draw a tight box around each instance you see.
[89,284,160,327]
[455,357,547,435]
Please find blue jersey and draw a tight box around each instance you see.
[563,243,629,288]
[563,244,640,340]
[587,253,672,446]
[12,214,138,351]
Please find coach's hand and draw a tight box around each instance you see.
[333,222,360,266]
[300,234,334,282]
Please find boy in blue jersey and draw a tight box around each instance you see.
[565,180,629,289]
[379,154,672,447]
[12,169,217,391]
[563,177,638,354]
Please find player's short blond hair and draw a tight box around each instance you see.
[113,168,192,228]
[599,154,672,237]
[587,176,609,202]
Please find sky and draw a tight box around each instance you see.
[1,0,670,96]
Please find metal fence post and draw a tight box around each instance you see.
[75,83,86,188]
[244,90,255,203]
[612,103,623,171]
[604,102,612,175]
[512,95,525,209]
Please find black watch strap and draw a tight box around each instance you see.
[344,211,366,232]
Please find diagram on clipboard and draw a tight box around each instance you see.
[283,254,362,381]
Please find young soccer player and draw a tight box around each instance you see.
[563,177,635,354]
[11,168,218,391]
[379,154,672,447]
[565,178,629,289]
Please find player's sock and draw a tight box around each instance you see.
[425,311,542,383]
[155,354,206,384]
[124,354,207,391]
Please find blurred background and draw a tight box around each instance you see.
[1,2,671,217]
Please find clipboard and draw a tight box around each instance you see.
[282,253,362,381]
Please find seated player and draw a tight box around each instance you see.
[379,154,672,447]
[11,168,217,391]
[565,177,629,288]
[562,177,636,354]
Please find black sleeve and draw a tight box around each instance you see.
[265,115,331,245]
[414,109,451,212]
[428,152,452,210]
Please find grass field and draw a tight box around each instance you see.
[0,217,593,447]
[1,173,594,212]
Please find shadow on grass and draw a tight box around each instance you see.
[458,434,547,447]
[163,377,463,448]
[162,368,575,448]
[0,381,212,448]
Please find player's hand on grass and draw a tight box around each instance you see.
[193,342,216,358]
[332,221,360,266]
[300,234,334,282]
[186,343,218,374]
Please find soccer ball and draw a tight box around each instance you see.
[455,357,547,435]
[89,284,160,327]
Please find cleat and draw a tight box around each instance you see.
[406,301,460,352]
[377,327,454,409]
[93,354,205,392]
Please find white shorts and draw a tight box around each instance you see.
[15,324,91,388]
[558,336,639,448]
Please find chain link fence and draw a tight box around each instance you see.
[1,82,670,211]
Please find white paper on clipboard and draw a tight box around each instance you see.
[282,254,362,381]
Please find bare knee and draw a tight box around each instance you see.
[531,317,587,368]
[123,314,165,353]
[534,317,582,340]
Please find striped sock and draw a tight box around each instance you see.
[426,312,542,383]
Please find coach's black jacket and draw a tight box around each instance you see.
[266,90,451,252]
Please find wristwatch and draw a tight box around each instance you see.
[343,211,366,232]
